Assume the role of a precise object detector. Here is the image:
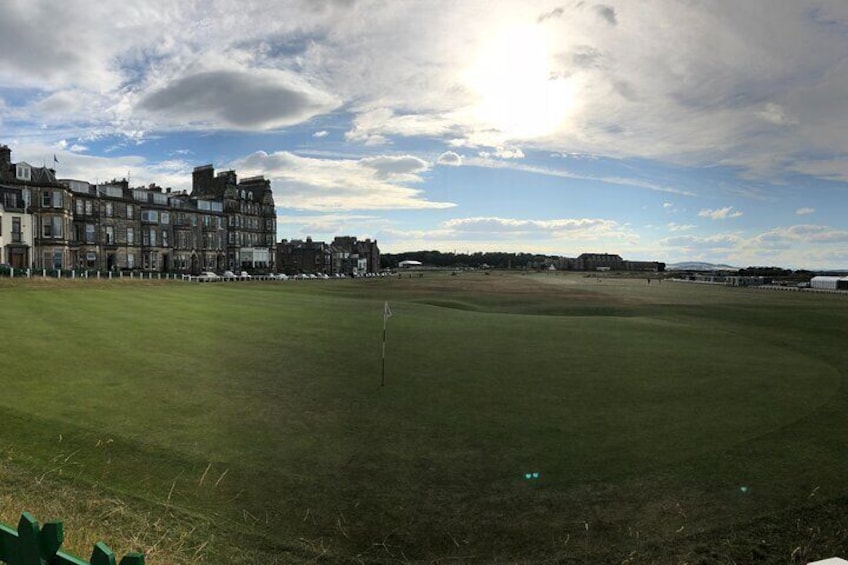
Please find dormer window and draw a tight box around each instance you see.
[15,163,31,181]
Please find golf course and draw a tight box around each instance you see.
[1,272,847,563]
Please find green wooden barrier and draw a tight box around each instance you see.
[0,512,143,565]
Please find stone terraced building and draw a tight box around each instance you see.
[0,143,276,274]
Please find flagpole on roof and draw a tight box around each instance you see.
[381,301,392,386]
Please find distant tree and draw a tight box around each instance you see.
[738,266,791,277]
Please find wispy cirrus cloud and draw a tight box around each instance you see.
[666,222,696,232]
[698,206,743,220]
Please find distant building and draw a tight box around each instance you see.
[573,253,664,272]
[331,236,380,275]
[810,276,848,290]
[575,253,624,271]
[275,236,381,276]
[276,237,335,275]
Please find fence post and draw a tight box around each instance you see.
[0,512,145,565]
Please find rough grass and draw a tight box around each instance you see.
[1,272,847,563]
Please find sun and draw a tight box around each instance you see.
[469,24,575,140]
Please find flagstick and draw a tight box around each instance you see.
[381,312,387,387]
[381,301,391,387]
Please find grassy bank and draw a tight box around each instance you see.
[0,273,846,562]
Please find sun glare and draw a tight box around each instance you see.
[470,24,574,140]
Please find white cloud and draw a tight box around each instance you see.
[478,146,525,160]
[795,207,815,216]
[313,130,329,138]
[666,222,695,232]
[233,150,455,211]
[698,206,744,220]
[139,69,340,131]
[790,159,848,183]
[277,213,389,240]
[757,103,797,126]
[1,0,848,189]
[359,155,429,178]
[436,151,462,166]
[379,215,639,253]
[443,216,623,236]
[656,223,848,269]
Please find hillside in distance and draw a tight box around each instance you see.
[667,261,739,271]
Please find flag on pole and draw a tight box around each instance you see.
[53,154,59,165]
[384,301,392,322]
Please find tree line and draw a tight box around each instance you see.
[381,251,559,270]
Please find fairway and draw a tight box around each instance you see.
[1,273,848,563]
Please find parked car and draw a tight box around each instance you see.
[270,273,288,280]
[197,271,220,282]
[239,271,252,280]
[222,270,237,280]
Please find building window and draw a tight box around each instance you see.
[52,217,63,238]
[105,202,113,217]
[105,226,114,244]
[52,250,63,269]
[12,218,21,243]
[52,191,63,208]
[75,200,83,215]
[127,227,135,245]
[127,205,134,219]
[127,253,135,269]
[162,230,168,247]
[85,200,93,215]
[161,212,170,224]
[42,191,51,207]
[85,224,95,243]
[15,164,31,181]
[149,228,156,247]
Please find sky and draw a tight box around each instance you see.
[1,1,848,269]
